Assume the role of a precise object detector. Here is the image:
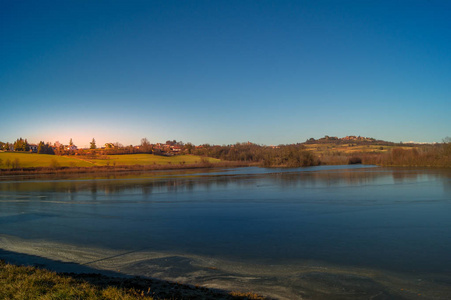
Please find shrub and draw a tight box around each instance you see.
[348,156,362,164]
[11,158,20,169]
[49,159,60,169]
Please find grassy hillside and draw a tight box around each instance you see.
[305,142,451,167]
[303,143,415,154]
[0,152,92,168]
[0,152,220,169]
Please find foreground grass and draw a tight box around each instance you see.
[0,152,220,169]
[0,260,151,300]
[0,260,265,300]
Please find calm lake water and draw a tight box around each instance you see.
[1,165,451,299]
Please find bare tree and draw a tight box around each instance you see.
[141,138,152,153]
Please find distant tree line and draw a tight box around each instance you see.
[0,141,12,151]
[191,142,320,167]
[13,138,30,151]
[37,141,54,154]
[361,139,451,168]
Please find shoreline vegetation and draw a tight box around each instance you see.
[0,260,265,300]
[0,159,252,176]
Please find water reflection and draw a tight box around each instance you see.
[392,169,419,183]
[1,166,449,199]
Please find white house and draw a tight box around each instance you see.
[29,144,38,153]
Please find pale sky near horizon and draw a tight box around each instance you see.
[1,0,450,148]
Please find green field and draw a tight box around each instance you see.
[90,153,220,166]
[0,152,220,169]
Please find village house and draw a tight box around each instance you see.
[29,144,38,153]
[66,145,78,151]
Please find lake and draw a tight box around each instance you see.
[1,165,450,299]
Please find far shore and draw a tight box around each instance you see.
[2,140,450,173]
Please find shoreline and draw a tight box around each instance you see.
[0,161,253,176]
[2,235,450,299]
[0,237,274,299]
[0,258,265,300]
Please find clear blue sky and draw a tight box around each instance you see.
[1,0,450,147]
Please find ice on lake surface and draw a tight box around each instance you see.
[1,165,451,299]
